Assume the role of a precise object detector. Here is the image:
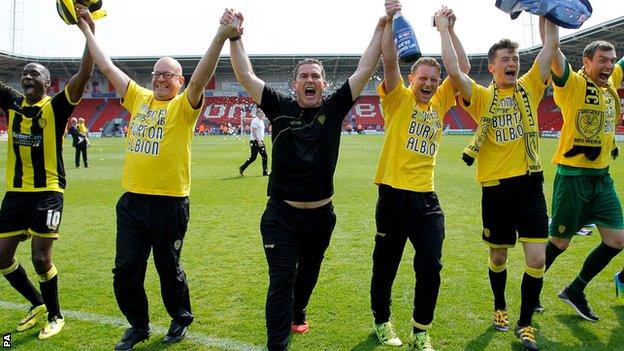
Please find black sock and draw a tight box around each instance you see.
[518,273,543,326]
[545,241,565,272]
[40,275,61,320]
[489,268,507,310]
[570,242,622,293]
[4,264,44,306]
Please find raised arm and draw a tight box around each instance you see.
[76,8,130,99]
[65,4,95,103]
[535,16,560,82]
[380,0,402,93]
[226,10,265,104]
[348,17,384,100]
[436,11,472,100]
[186,12,239,108]
[445,8,470,74]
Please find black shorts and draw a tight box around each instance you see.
[0,191,64,239]
[481,173,548,248]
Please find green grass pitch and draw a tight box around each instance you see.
[0,134,623,350]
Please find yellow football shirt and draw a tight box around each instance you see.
[374,78,456,192]
[551,61,621,169]
[461,61,547,183]
[77,122,88,134]
[121,81,202,197]
[1,86,78,192]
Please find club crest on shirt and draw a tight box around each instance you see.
[174,240,182,250]
[558,225,566,234]
[37,118,47,128]
[318,115,326,125]
[575,109,603,140]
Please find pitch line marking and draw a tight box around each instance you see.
[0,300,263,351]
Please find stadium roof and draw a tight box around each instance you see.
[1,16,622,81]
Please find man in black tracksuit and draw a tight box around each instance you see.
[225,9,384,351]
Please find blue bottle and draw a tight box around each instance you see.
[392,11,421,63]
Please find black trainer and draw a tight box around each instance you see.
[114,327,150,351]
[558,287,599,322]
[514,325,539,351]
[164,320,188,344]
[239,166,245,176]
[533,300,545,313]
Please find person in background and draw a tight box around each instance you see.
[239,108,268,176]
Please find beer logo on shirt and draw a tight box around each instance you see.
[575,109,603,140]
[37,118,47,128]
[318,115,326,125]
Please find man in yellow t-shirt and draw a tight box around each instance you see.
[440,14,559,351]
[545,41,624,322]
[76,8,239,350]
[76,117,89,167]
[370,3,469,350]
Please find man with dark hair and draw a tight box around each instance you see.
[545,39,624,321]
[223,8,383,351]
[76,7,239,350]
[0,4,95,340]
[440,14,559,351]
[369,2,469,350]
[239,108,268,176]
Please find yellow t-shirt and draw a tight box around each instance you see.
[77,122,88,134]
[551,61,622,169]
[461,61,547,183]
[121,81,202,197]
[374,78,456,192]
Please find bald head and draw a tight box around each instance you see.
[24,63,50,80]
[154,57,183,76]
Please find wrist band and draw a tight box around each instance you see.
[230,35,241,42]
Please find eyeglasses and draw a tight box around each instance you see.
[150,71,179,80]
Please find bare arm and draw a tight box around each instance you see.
[436,12,472,100]
[380,1,402,93]
[227,11,265,104]
[348,17,384,100]
[186,17,239,108]
[535,16,560,82]
[66,5,96,103]
[76,12,130,99]
[446,9,470,74]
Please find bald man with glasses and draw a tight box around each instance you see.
[76,7,239,350]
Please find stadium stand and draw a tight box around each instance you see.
[1,17,623,135]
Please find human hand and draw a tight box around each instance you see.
[219,8,244,39]
[434,6,452,31]
[384,0,401,20]
[75,3,95,33]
